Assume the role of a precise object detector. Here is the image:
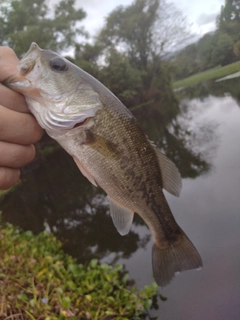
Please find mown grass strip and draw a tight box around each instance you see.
[0,221,158,320]
[172,60,240,89]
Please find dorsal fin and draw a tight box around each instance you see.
[154,147,182,197]
[108,197,134,236]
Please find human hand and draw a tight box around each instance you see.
[0,47,43,190]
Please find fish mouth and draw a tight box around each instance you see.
[19,42,41,75]
[19,59,35,76]
[3,73,32,90]
[3,42,41,91]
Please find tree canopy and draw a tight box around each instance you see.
[98,0,189,63]
[217,0,240,41]
[0,0,86,56]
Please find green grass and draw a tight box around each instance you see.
[0,221,158,320]
[172,60,240,89]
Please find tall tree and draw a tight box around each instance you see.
[99,0,189,66]
[197,33,216,70]
[90,0,211,179]
[217,0,240,41]
[98,0,159,71]
[96,0,187,112]
[170,43,199,80]
[211,32,234,65]
[0,0,86,55]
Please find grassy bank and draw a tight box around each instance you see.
[172,60,240,89]
[0,222,157,319]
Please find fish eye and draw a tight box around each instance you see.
[50,57,68,72]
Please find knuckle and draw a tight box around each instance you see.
[11,144,36,167]
[0,46,16,59]
[24,144,36,163]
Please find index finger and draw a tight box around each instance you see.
[0,46,20,82]
[0,46,29,113]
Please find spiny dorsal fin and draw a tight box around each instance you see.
[108,197,134,236]
[154,147,182,197]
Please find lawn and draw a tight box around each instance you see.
[172,60,240,89]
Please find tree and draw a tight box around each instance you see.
[211,32,234,65]
[98,0,189,64]
[0,0,86,55]
[233,39,240,56]
[99,48,143,106]
[170,43,200,80]
[72,43,103,78]
[197,33,216,70]
[152,0,189,55]
[197,31,234,69]
[217,0,240,42]
[98,0,160,71]
[96,0,185,111]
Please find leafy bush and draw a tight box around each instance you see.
[0,222,157,319]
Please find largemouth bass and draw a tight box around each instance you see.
[4,43,202,286]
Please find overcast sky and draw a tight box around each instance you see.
[76,0,225,38]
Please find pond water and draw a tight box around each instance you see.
[1,78,240,320]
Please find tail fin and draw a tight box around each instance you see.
[152,233,202,287]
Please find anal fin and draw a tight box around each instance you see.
[108,197,134,236]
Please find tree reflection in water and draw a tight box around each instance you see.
[1,150,150,264]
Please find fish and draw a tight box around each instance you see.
[4,42,202,286]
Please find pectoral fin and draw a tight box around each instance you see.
[108,197,134,236]
[73,156,97,187]
[85,131,119,159]
[154,149,182,197]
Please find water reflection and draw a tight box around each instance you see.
[0,91,216,263]
[0,150,150,264]
[0,81,231,319]
[133,98,216,179]
[176,76,240,106]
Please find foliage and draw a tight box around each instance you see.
[171,0,240,81]
[217,0,240,42]
[197,32,234,70]
[94,0,181,119]
[98,0,160,67]
[0,0,86,56]
[170,43,200,81]
[152,0,189,55]
[233,40,240,56]
[211,32,234,65]
[98,0,189,61]
[99,48,143,106]
[0,221,158,319]
[73,43,103,77]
